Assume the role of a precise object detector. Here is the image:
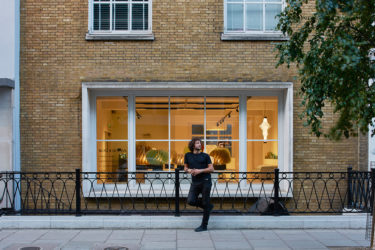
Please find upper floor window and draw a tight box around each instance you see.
[224,0,283,34]
[90,0,151,34]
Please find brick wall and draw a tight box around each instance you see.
[20,0,365,173]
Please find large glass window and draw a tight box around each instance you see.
[96,97,128,182]
[225,0,283,33]
[95,95,279,177]
[92,0,151,33]
[247,96,278,172]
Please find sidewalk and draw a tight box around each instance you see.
[0,229,371,250]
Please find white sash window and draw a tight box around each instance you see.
[89,0,152,34]
[224,0,284,34]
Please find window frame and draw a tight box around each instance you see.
[223,0,285,35]
[82,82,293,196]
[88,0,153,35]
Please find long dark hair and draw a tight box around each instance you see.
[188,137,202,152]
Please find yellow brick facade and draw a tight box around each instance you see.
[20,0,365,173]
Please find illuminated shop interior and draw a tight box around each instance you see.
[96,96,278,181]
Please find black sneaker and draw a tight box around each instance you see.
[194,225,207,232]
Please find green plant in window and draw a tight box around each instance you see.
[265,152,278,159]
[146,149,168,166]
[119,153,127,160]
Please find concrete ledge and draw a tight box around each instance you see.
[0,78,15,88]
[85,33,155,41]
[221,33,289,41]
[0,215,367,229]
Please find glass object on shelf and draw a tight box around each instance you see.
[206,141,239,172]
[136,141,169,171]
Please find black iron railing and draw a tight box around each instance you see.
[0,168,373,215]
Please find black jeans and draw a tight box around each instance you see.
[187,179,212,227]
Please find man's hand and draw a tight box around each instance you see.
[191,169,201,176]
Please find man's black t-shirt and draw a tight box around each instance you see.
[184,152,212,182]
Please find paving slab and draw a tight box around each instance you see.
[142,234,177,242]
[60,241,96,250]
[284,240,328,249]
[177,239,215,248]
[140,241,176,250]
[241,230,281,240]
[318,238,361,247]
[2,229,47,242]
[249,239,290,248]
[144,229,176,235]
[94,241,141,250]
[40,229,80,240]
[213,240,253,249]
[177,248,215,250]
[3,242,60,250]
[353,240,371,247]
[307,231,350,240]
[277,233,316,241]
[71,229,112,242]
[0,230,16,241]
[108,229,144,240]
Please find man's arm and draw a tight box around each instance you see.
[191,163,214,176]
[184,163,192,174]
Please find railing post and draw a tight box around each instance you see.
[75,168,81,216]
[347,166,353,208]
[175,168,180,217]
[273,168,279,215]
[371,168,375,214]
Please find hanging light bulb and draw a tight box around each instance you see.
[259,117,271,141]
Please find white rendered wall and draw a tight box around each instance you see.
[0,0,15,174]
[0,0,15,79]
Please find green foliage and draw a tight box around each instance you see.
[146,149,169,165]
[275,0,375,139]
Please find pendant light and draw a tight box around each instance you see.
[259,101,271,142]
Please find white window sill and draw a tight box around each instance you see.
[221,33,289,41]
[86,33,155,41]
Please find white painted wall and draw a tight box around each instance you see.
[0,0,15,176]
[0,0,15,79]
